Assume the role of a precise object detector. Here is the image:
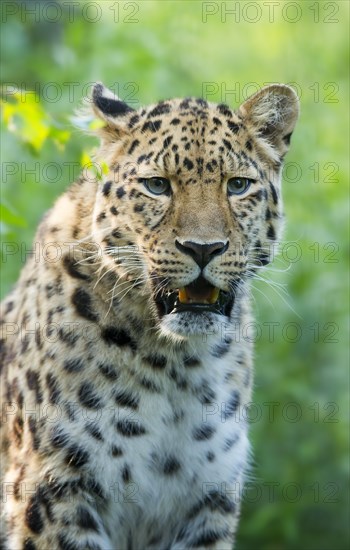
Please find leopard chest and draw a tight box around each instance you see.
[71,351,250,543]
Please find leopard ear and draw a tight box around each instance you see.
[92,82,135,124]
[239,84,300,158]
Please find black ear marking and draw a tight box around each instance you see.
[283,132,292,145]
[92,83,135,117]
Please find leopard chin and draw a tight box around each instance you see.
[159,309,225,339]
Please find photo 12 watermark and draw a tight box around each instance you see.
[201,2,340,24]
[1,2,141,24]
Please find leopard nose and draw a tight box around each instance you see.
[175,240,229,269]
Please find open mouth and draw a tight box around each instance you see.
[154,276,235,318]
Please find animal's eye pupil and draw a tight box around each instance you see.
[227,177,253,196]
[142,177,171,195]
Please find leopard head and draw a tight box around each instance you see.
[87,82,299,339]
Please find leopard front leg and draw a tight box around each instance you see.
[3,465,114,550]
[171,486,240,549]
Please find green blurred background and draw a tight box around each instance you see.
[1,1,349,548]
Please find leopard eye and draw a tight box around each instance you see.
[142,177,171,195]
[227,177,254,196]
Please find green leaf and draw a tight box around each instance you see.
[1,90,71,152]
[0,203,26,228]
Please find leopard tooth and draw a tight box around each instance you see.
[208,288,220,304]
[178,287,189,303]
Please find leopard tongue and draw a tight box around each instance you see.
[178,286,220,305]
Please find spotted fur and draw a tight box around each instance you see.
[0,82,299,549]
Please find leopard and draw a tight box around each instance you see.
[0,81,299,549]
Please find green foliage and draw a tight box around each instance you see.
[1,1,349,549]
[1,90,70,152]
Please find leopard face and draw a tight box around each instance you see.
[88,83,299,338]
